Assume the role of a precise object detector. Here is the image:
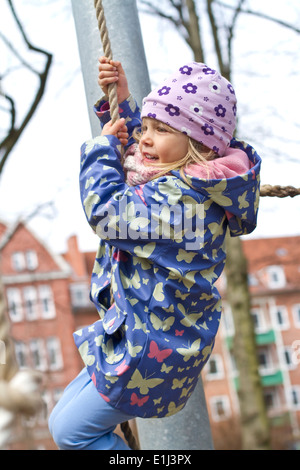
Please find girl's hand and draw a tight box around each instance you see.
[102,118,129,146]
[98,56,130,104]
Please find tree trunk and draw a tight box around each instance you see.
[225,233,271,450]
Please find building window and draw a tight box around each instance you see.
[289,387,300,409]
[271,305,289,330]
[264,388,281,411]
[38,285,56,319]
[266,266,286,289]
[30,339,47,371]
[279,346,296,370]
[70,283,90,308]
[25,250,38,270]
[221,304,235,336]
[23,286,38,321]
[11,252,26,272]
[210,396,231,422]
[257,347,274,375]
[15,341,28,368]
[292,304,300,328]
[46,337,63,370]
[205,354,224,380]
[6,288,23,322]
[251,308,267,333]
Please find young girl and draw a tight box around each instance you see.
[49,58,261,450]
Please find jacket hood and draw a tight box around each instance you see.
[174,138,261,237]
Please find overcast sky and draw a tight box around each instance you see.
[0,0,299,254]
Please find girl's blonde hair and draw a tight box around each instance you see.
[133,119,217,185]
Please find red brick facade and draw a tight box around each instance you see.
[0,222,98,449]
[203,236,300,449]
[1,221,299,449]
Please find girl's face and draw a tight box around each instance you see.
[139,118,189,166]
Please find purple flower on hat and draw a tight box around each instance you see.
[232,104,237,116]
[179,65,193,75]
[201,124,214,136]
[158,86,171,96]
[181,127,191,136]
[227,84,235,95]
[190,103,203,116]
[209,81,221,94]
[165,104,180,117]
[214,104,226,118]
[203,66,216,75]
[147,113,157,119]
[182,83,198,94]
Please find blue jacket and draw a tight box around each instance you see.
[74,96,261,418]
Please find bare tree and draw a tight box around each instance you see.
[138,0,300,450]
[0,0,53,176]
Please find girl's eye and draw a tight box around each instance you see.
[157,126,168,133]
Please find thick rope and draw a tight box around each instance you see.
[94,0,139,451]
[94,0,120,124]
[121,420,140,450]
[260,184,300,198]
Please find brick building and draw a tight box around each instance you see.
[202,236,300,449]
[0,221,98,449]
[1,218,300,449]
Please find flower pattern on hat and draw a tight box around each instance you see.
[141,62,237,156]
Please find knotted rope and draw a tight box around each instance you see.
[260,184,300,198]
[94,0,139,451]
[94,0,120,124]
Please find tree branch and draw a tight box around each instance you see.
[216,1,300,34]
[0,0,53,176]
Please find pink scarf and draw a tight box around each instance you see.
[123,144,251,186]
[123,144,161,186]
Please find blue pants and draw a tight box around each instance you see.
[48,368,136,450]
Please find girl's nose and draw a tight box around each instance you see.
[140,129,153,146]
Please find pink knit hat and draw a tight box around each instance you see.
[141,62,237,156]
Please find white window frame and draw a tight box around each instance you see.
[25,250,38,270]
[23,286,38,321]
[270,305,290,330]
[205,354,224,380]
[251,307,267,333]
[279,346,297,370]
[6,288,23,322]
[70,283,90,308]
[29,338,47,371]
[14,341,28,369]
[292,304,300,329]
[210,395,231,422]
[11,252,25,272]
[46,337,63,370]
[289,386,300,410]
[263,387,281,411]
[266,266,286,289]
[38,285,56,319]
[221,303,235,337]
[257,346,275,375]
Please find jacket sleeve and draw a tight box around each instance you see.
[94,94,141,150]
[80,126,186,263]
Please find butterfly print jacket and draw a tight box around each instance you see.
[74,95,261,418]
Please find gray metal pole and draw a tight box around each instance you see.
[71,0,151,137]
[71,0,214,451]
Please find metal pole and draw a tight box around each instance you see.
[71,0,214,450]
[71,0,151,137]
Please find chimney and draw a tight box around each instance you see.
[66,235,87,278]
